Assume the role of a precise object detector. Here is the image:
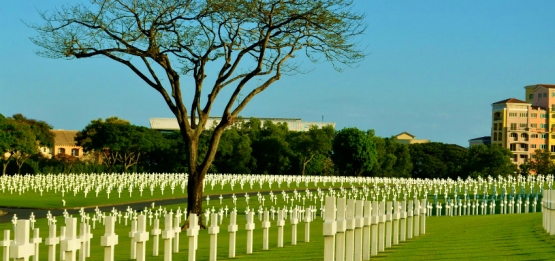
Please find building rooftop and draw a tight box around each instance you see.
[525,84,555,89]
[492,98,529,105]
[395,132,415,138]
[51,130,79,146]
[469,136,491,141]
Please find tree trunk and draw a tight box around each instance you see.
[182,121,229,230]
[301,153,316,176]
[186,168,205,229]
[301,161,307,176]
[17,163,22,175]
[2,162,8,176]
[2,155,12,176]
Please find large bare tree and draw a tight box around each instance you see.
[31,0,366,228]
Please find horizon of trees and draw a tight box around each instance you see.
[1,114,527,179]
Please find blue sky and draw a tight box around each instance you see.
[1,0,555,147]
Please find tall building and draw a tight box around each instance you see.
[492,84,555,164]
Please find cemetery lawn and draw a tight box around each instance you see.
[3,197,554,260]
[373,212,555,261]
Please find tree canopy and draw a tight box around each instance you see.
[409,142,468,180]
[76,117,166,173]
[0,115,37,175]
[464,144,517,177]
[332,127,376,176]
[31,0,367,227]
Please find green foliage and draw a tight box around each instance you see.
[369,136,412,178]
[251,121,295,174]
[213,127,253,174]
[409,142,468,179]
[12,114,55,148]
[332,127,377,176]
[290,125,334,175]
[0,116,37,175]
[464,144,517,177]
[529,149,555,175]
[76,117,166,173]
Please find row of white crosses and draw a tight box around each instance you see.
[2,173,551,217]
[323,196,427,261]
[0,173,376,200]
[1,200,321,261]
[431,194,538,217]
[0,211,179,261]
[1,216,91,261]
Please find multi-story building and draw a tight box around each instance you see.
[491,84,555,164]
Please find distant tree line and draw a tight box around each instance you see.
[1,114,524,178]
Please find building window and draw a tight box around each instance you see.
[510,123,517,130]
[545,93,548,97]
[531,113,538,118]
[493,133,497,141]
[552,92,555,97]
[520,144,527,150]
[531,144,537,149]
[531,134,538,139]
[71,149,79,157]
[530,94,534,99]
[58,148,65,154]
[520,113,528,117]
[519,123,527,128]
[531,123,538,128]
[541,144,547,149]
[510,144,516,151]
[509,113,517,117]
[494,112,502,120]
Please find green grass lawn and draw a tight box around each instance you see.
[373,213,555,261]
[2,192,554,260]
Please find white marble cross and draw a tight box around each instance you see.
[228,210,238,258]
[208,213,220,261]
[0,230,12,261]
[100,216,118,261]
[187,214,199,261]
[10,220,34,261]
[60,217,80,261]
[161,212,175,261]
[134,215,150,261]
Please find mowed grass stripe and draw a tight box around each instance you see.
[373,213,555,261]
